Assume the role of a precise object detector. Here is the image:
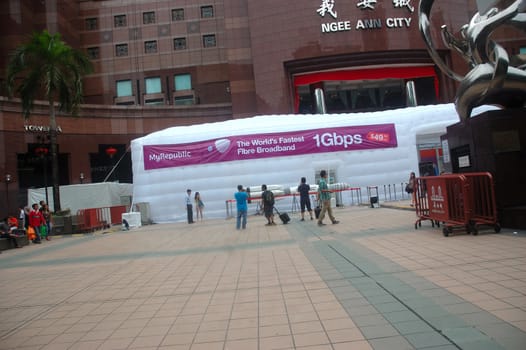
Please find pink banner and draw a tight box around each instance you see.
[143,124,397,170]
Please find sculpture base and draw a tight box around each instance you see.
[445,108,526,229]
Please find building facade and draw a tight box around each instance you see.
[0,0,524,215]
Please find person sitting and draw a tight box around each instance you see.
[0,220,21,248]
[7,216,18,229]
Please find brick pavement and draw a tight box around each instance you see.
[0,203,525,350]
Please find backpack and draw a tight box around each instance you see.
[263,190,275,206]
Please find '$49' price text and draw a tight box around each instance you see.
[366,132,390,143]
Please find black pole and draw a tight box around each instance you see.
[112,156,116,182]
[43,156,49,205]
[5,179,9,216]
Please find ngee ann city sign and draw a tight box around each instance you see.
[317,0,415,33]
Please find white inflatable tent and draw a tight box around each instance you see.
[131,104,494,223]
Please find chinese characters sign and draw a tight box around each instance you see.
[357,0,378,10]
[317,0,338,18]
[317,0,415,33]
[143,124,397,170]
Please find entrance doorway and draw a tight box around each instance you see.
[294,66,439,114]
[417,146,443,176]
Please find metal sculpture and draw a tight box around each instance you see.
[419,0,526,120]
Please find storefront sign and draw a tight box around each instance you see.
[318,0,414,33]
[143,123,397,170]
[24,125,63,133]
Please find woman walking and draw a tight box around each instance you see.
[407,172,417,206]
[195,192,205,221]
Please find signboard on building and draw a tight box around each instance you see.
[24,125,63,133]
[143,123,397,170]
[317,0,415,33]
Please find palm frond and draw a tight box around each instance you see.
[5,29,93,117]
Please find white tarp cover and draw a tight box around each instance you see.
[131,104,495,223]
[27,182,133,213]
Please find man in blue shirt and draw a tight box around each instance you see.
[317,170,339,226]
[297,177,313,221]
[234,185,248,229]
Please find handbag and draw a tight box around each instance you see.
[27,226,36,240]
[40,225,47,238]
[405,183,413,193]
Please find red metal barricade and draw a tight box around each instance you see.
[414,177,435,229]
[76,208,101,232]
[109,205,127,225]
[76,205,127,232]
[463,172,501,234]
[429,174,471,236]
[414,173,500,236]
[415,174,471,236]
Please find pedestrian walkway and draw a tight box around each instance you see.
[0,203,525,350]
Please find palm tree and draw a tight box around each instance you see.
[6,30,93,212]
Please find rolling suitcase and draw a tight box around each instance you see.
[273,207,290,224]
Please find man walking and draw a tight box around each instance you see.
[297,177,313,221]
[234,185,248,229]
[185,189,194,224]
[28,203,44,243]
[317,170,339,226]
[261,184,276,226]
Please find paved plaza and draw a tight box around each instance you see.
[1,203,525,350]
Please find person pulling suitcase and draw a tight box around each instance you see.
[261,184,276,226]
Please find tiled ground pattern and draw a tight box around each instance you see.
[0,204,525,350]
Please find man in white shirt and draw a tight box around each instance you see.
[186,189,194,224]
[18,206,26,229]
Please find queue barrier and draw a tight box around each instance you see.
[225,188,361,219]
[349,187,362,205]
[414,173,500,236]
[463,172,500,234]
[414,177,434,228]
[76,205,127,232]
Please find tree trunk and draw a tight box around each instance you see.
[49,100,61,212]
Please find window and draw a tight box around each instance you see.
[144,40,158,54]
[116,43,128,57]
[87,47,100,59]
[172,8,184,21]
[143,11,155,24]
[174,74,193,105]
[114,14,127,27]
[173,37,187,50]
[174,96,195,105]
[520,47,526,54]
[85,17,98,30]
[145,98,164,105]
[174,74,192,91]
[116,80,133,97]
[145,77,162,94]
[203,34,216,48]
[201,5,214,18]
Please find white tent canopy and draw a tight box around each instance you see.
[27,182,132,213]
[131,104,496,223]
